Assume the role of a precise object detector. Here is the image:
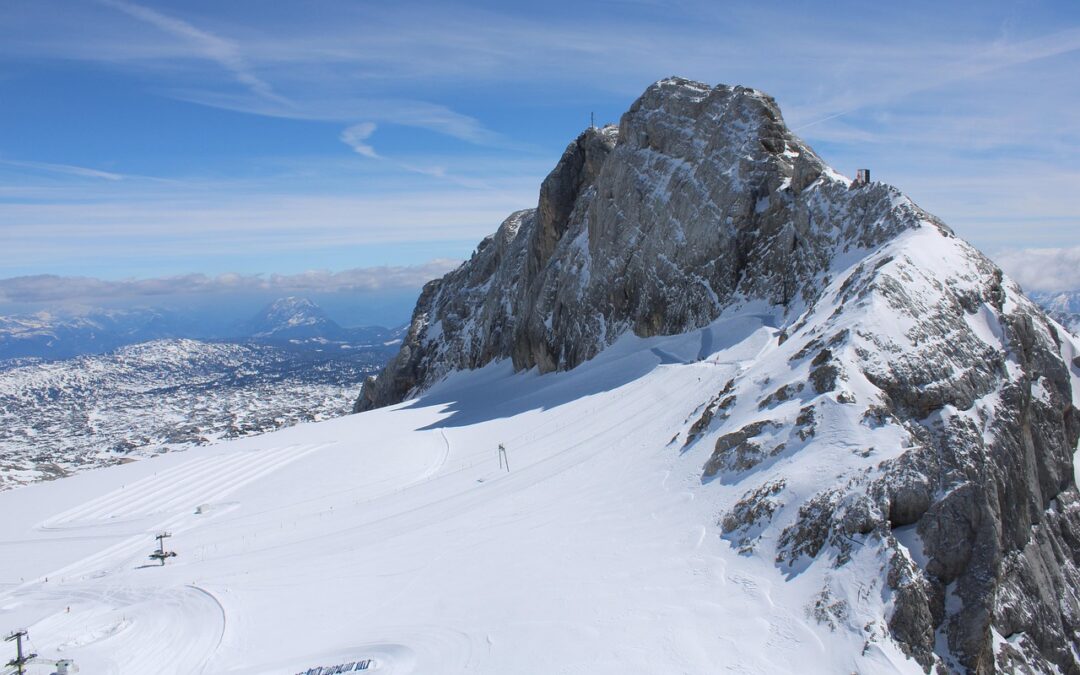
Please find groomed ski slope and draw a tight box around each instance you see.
[1,312,922,674]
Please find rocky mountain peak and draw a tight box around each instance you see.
[357,77,935,411]
[530,123,618,280]
[246,296,341,340]
[353,77,1080,672]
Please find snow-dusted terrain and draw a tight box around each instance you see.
[2,277,1076,673]
[0,339,390,491]
[0,308,186,360]
[0,312,922,674]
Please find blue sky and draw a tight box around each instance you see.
[1,0,1078,304]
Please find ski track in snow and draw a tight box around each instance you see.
[41,443,326,530]
[0,316,915,673]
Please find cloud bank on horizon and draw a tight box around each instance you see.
[0,259,461,306]
[994,246,1080,293]
[0,0,1077,297]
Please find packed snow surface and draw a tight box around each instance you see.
[0,307,930,674]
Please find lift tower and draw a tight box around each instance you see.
[5,629,37,675]
[149,532,177,566]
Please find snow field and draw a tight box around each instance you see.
[0,311,924,673]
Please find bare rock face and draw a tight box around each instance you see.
[356,77,1080,673]
[357,77,924,411]
[853,264,1080,672]
[705,236,1080,672]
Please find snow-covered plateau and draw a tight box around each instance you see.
[2,77,1079,674]
[0,338,391,491]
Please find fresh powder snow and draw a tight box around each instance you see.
[0,310,924,674]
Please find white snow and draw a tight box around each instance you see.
[0,310,922,674]
[4,218,1048,673]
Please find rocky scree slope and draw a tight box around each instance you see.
[356,77,1080,672]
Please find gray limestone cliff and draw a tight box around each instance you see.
[357,77,924,411]
[354,77,1080,673]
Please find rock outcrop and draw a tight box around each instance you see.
[708,233,1080,672]
[355,77,1080,673]
[356,77,925,411]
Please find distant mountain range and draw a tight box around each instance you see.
[0,297,405,361]
[0,296,408,489]
[242,296,404,346]
[0,308,189,360]
[245,296,343,340]
[1030,290,1080,334]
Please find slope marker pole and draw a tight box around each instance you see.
[498,443,510,472]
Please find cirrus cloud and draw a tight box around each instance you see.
[340,122,379,158]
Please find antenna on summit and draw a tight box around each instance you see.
[590,112,595,129]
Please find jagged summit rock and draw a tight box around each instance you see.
[354,77,1080,672]
[357,77,932,411]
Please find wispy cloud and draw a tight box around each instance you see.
[340,122,379,158]
[0,259,462,304]
[992,246,1080,293]
[0,160,541,276]
[0,158,124,181]
[172,90,503,146]
[1,0,1077,274]
[2,1,503,145]
[791,25,1080,128]
[95,0,289,105]
[336,123,500,188]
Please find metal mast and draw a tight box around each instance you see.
[5,630,36,675]
[149,532,177,566]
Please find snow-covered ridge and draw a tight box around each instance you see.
[354,77,1080,671]
[245,296,340,339]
